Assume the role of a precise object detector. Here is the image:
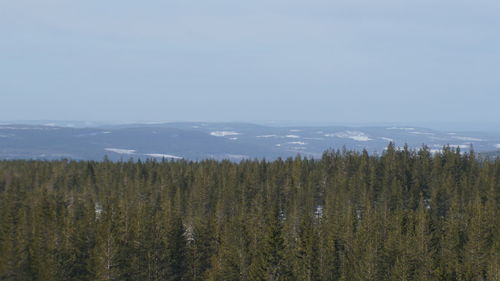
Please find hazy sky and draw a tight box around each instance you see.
[1,0,499,123]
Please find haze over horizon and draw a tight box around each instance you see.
[2,119,500,134]
[2,0,499,124]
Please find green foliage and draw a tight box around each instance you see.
[0,147,498,281]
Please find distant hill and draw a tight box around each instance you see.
[479,150,500,159]
[1,122,500,161]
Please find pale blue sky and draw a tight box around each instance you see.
[1,0,499,124]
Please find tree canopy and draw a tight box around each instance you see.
[0,146,498,281]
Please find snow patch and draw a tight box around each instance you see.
[285,135,300,138]
[95,203,103,217]
[315,205,324,219]
[430,149,442,154]
[256,134,277,138]
[432,144,469,150]
[495,144,500,149]
[325,131,372,142]
[229,137,238,140]
[287,141,306,145]
[144,153,182,159]
[289,129,302,132]
[380,137,394,142]
[409,131,434,135]
[105,148,136,155]
[452,136,485,142]
[210,131,240,137]
[78,131,112,137]
[224,154,249,160]
[449,144,470,149]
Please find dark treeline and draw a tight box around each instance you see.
[0,144,498,281]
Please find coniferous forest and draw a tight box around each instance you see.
[0,145,498,281]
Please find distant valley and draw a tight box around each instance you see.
[1,122,499,161]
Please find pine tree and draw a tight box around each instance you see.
[249,210,292,281]
[165,213,188,281]
[187,216,216,281]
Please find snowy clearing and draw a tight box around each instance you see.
[380,137,394,142]
[409,131,434,135]
[449,144,470,149]
[210,131,240,137]
[224,154,249,160]
[289,146,306,150]
[325,131,372,142]
[105,148,136,154]
[144,153,182,159]
[452,136,485,142]
[287,141,306,145]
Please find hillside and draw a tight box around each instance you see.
[1,122,499,161]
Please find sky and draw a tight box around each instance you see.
[1,0,499,124]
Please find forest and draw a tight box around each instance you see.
[0,144,498,281]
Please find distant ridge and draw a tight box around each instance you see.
[1,122,499,161]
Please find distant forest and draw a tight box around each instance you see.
[0,144,498,281]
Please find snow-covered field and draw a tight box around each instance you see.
[144,153,182,159]
[325,131,372,142]
[105,148,136,154]
[210,131,240,137]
